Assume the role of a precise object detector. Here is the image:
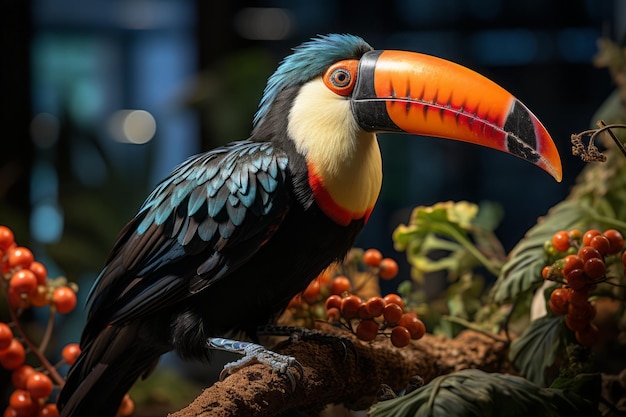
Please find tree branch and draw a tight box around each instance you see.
[169,329,513,417]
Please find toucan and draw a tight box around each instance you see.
[57,34,561,417]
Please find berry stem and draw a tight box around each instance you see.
[7,301,65,387]
[38,306,56,354]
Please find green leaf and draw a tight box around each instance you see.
[508,314,566,386]
[490,200,588,304]
[369,369,598,417]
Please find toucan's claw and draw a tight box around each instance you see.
[207,337,303,391]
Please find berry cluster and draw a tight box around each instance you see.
[0,225,133,417]
[543,228,625,346]
[286,248,425,348]
[325,291,426,347]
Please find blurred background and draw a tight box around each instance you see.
[1,0,624,412]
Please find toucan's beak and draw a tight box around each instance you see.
[351,50,562,182]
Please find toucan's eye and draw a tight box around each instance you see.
[330,69,351,87]
[323,59,359,96]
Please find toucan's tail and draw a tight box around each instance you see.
[57,323,165,417]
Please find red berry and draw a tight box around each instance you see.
[52,286,77,314]
[383,293,404,309]
[549,288,569,315]
[383,303,403,324]
[0,338,26,370]
[11,365,36,390]
[568,288,590,307]
[566,314,590,332]
[582,229,602,246]
[565,269,587,290]
[38,404,59,417]
[362,248,383,267]
[398,313,426,340]
[355,319,379,341]
[365,297,385,317]
[26,372,53,399]
[390,326,411,347]
[330,276,351,295]
[604,229,625,255]
[578,246,602,262]
[61,343,81,366]
[118,394,135,417]
[551,230,571,252]
[562,255,584,277]
[0,322,13,350]
[325,295,342,311]
[28,262,47,285]
[575,323,600,346]
[326,307,340,321]
[584,258,606,280]
[340,295,363,319]
[379,258,399,280]
[7,247,34,270]
[9,390,37,417]
[590,235,611,256]
[568,301,595,322]
[0,225,15,251]
[302,279,321,304]
[541,266,551,280]
[10,270,38,296]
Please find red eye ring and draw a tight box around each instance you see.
[323,59,359,96]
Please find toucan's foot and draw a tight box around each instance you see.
[258,325,354,362]
[207,337,304,390]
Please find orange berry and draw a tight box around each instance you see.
[340,295,363,319]
[362,248,383,267]
[9,390,37,417]
[4,407,19,417]
[383,303,403,324]
[365,296,385,317]
[38,404,59,417]
[118,394,135,417]
[575,323,600,346]
[330,276,351,295]
[551,230,571,252]
[590,235,610,256]
[302,279,321,304]
[548,288,569,316]
[0,338,26,370]
[11,365,36,390]
[52,286,77,314]
[324,295,343,311]
[61,343,81,366]
[379,258,399,280]
[10,270,38,296]
[30,286,49,308]
[582,229,601,246]
[383,293,404,309]
[26,372,53,399]
[355,319,379,341]
[541,266,551,280]
[28,262,47,285]
[390,325,411,347]
[0,322,13,350]
[0,225,15,251]
[562,255,584,277]
[584,258,606,280]
[326,307,341,321]
[7,247,34,270]
[398,312,426,339]
[603,229,625,255]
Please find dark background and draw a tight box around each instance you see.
[0,0,623,407]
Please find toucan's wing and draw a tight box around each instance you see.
[82,140,291,342]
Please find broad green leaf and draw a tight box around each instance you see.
[490,200,589,304]
[508,313,566,386]
[369,369,598,417]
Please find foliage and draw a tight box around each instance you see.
[369,369,599,417]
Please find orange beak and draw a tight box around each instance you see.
[351,50,562,182]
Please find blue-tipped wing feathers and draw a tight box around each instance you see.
[85,140,290,335]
